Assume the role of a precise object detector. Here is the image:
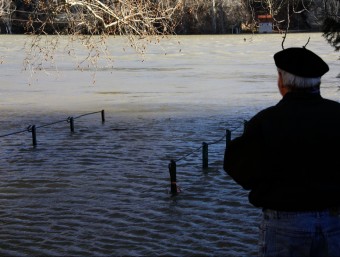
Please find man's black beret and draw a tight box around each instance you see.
[274,47,329,78]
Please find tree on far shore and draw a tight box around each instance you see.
[243,0,339,51]
[7,0,182,80]
[321,0,339,52]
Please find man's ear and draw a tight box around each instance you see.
[278,71,283,87]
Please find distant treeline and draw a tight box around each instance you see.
[0,0,336,35]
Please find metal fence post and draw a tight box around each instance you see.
[168,160,178,195]
[31,125,37,147]
[101,110,105,123]
[202,142,208,169]
[69,117,74,133]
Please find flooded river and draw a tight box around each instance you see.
[0,33,339,256]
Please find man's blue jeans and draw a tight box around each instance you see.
[259,209,340,256]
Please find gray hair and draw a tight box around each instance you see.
[278,68,321,89]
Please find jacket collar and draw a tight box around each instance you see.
[279,91,322,103]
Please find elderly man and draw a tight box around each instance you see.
[224,47,340,256]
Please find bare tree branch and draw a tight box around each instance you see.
[18,0,182,83]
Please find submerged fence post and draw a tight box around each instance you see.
[31,125,37,147]
[168,160,178,195]
[101,110,105,123]
[202,142,209,169]
[69,117,75,133]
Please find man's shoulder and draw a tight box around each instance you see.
[322,97,340,106]
[252,105,277,119]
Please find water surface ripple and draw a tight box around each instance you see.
[0,114,258,256]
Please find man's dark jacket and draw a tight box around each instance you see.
[224,92,340,211]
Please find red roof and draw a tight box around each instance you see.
[258,15,272,19]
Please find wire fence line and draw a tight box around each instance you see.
[0,127,31,138]
[173,132,227,163]
[1,108,244,195]
[169,121,247,195]
[36,118,70,129]
[0,110,105,140]
[74,111,104,120]
[1,108,242,170]
[174,145,204,163]
[172,121,246,164]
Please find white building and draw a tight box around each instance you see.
[258,15,273,33]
